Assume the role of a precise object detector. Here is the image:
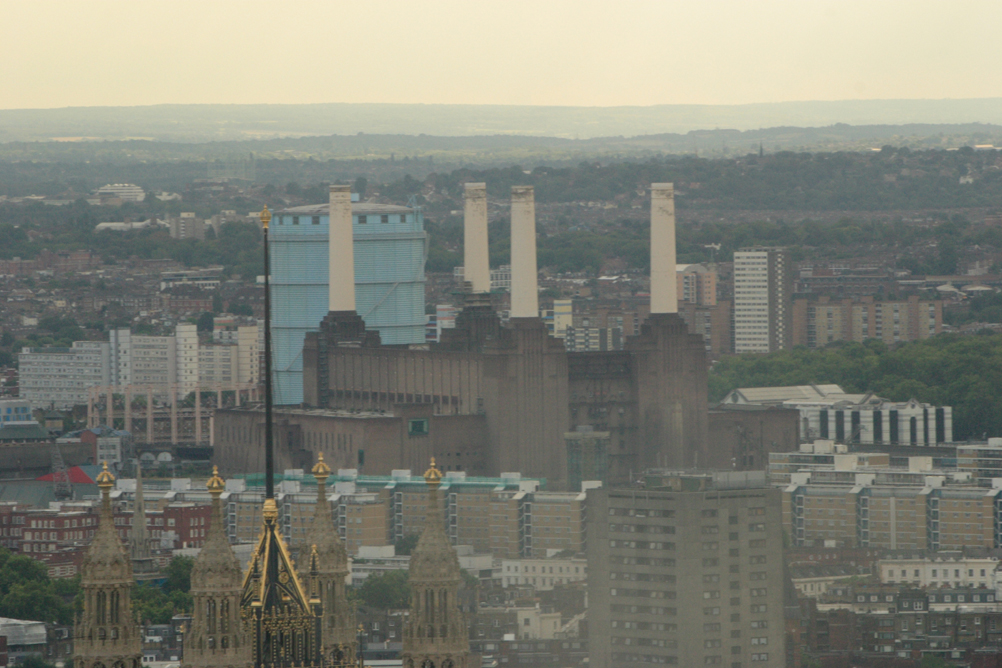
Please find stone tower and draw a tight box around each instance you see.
[74,462,142,668]
[401,459,470,668]
[129,465,157,577]
[306,453,355,662]
[184,467,252,668]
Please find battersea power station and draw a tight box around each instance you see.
[216,183,715,489]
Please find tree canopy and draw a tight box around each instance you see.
[132,556,195,625]
[0,550,76,624]
[356,570,410,610]
[709,334,1002,441]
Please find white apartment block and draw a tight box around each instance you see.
[501,557,588,590]
[109,329,177,387]
[879,555,999,590]
[734,248,791,353]
[23,322,259,410]
[19,341,112,409]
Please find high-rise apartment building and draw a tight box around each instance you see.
[19,341,112,409]
[588,477,787,668]
[677,263,718,306]
[734,248,792,353]
[175,323,199,396]
[108,329,177,387]
[26,322,259,411]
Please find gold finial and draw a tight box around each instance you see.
[423,457,442,488]
[260,205,272,230]
[207,465,225,494]
[312,452,332,481]
[96,461,115,490]
[262,497,279,521]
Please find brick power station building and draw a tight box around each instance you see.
[217,184,721,489]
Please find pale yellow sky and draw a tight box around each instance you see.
[1,0,999,109]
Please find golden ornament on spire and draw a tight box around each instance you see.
[262,496,279,521]
[95,461,115,490]
[260,205,271,230]
[312,451,332,480]
[207,465,225,494]
[423,457,442,488]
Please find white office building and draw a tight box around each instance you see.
[95,183,146,202]
[723,384,953,445]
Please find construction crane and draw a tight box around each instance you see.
[51,443,73,500]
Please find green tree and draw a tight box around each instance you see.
[393,534,419,556]
[163,555,195,594]
[18,656,56,668]
[212,294,224,313]
[353,177,368,197]
[0,552,76,624]
[196,311,215,332]
[0,555,49,592]
[229,302,254,316]
[356,570,409,610]
[133,584,174,625]
[920,655,950,668]
[0,580,72,624]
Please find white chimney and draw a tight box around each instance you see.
[463,183,490,293]
[650,183,678,314]
[328,185,355,312]
[510,186,538,318]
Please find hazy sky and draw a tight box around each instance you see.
[3,0,1000,110]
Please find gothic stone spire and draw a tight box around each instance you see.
[307,453,355,661]
[184,467,251,668]
[130,464,157,578]
[401,459,471,668]
[241,489,322,666]
[74,462,142,668]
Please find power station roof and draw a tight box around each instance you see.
[725,384,847,405]
[278,203,412,215]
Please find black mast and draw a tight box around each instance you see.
[261,205,274,500]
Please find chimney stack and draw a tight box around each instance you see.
[463,183,490,293]
[650,183,678,314]
[509,186,538,319]
[328,185,355,312]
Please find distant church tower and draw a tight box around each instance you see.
[401,459,470,668]
[74,462,142,668]
[183,467,252,668]
[306,453,356,662]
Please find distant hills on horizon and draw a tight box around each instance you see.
[3,98,1002,143]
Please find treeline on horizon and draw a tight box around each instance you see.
[4,149,1002,277]
[3,144,1002,211]
[709,335,1002,442]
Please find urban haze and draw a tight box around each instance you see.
[0,3,1001,668]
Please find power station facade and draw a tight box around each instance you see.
[270,197,426,404]
[218,183,709,489]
